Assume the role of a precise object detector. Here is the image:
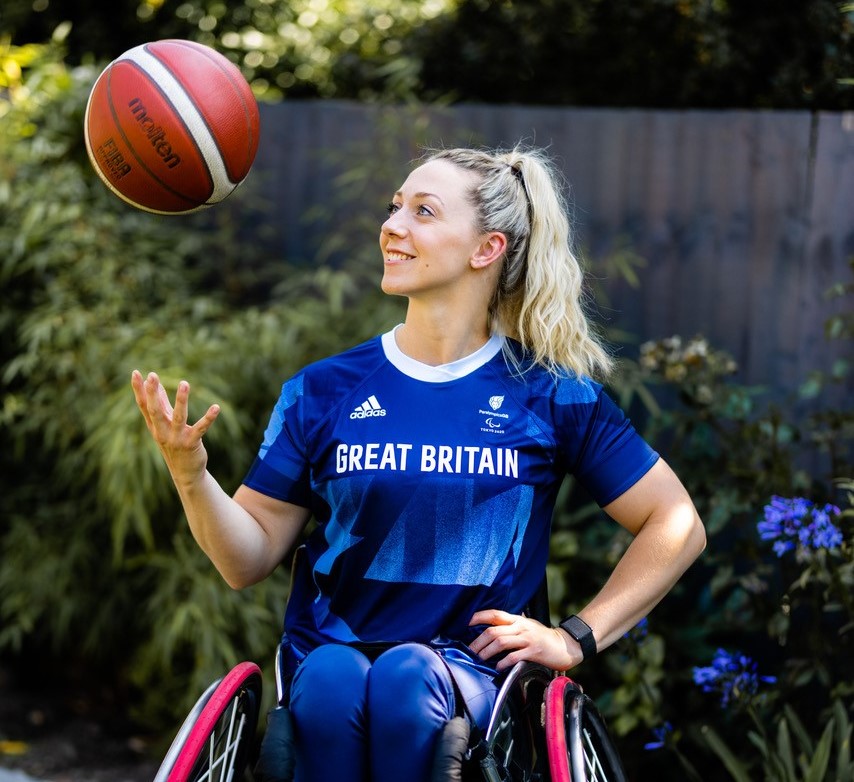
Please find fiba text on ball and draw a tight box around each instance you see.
[96,137,132,180]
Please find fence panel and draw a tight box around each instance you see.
[245,101,852,401]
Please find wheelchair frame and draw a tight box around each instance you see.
[153,552,627,782]
[153,656,627,782]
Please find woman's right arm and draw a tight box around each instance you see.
[132,370,310,589]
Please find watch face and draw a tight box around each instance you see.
[562,616,586,637]
[561,616,596,658]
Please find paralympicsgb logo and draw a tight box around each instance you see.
[489,395,504,411]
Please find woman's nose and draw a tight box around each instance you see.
[382,211,407,237]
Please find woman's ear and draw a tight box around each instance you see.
[470,232,507,270]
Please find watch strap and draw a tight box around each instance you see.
[559,614,597,660]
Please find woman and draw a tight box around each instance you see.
[132,145,706,782]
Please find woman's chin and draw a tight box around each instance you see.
[380,274,409,297]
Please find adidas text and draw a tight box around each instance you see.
[350,395,387,419]
[350,408,387,419]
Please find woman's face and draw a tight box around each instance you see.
[380,159,486,301]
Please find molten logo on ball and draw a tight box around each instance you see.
[84,39,260,215]
[128,98,182,169]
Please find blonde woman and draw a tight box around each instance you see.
[132,145,706,782]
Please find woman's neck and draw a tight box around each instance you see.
[395,305,491,366]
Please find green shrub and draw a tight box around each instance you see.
[555,310,853,778]
[0,37,401,731]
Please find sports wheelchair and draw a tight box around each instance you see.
[153,570,627,782]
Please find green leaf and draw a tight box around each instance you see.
[701,725,753,782]
[833,700,852,776]
[803,721,833,782]
[784,704,814,757]
[776,718,796,782]
[612,711,639,735]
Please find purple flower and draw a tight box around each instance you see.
[623,616,649,641]
[692,649,776,708]
[811,505,844,549]
[644,721,673,750]
[758,496,844,556]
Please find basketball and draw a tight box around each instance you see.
[84,39,260,215]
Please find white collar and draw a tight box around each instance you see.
[381,325,503,382]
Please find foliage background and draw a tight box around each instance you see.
[1,2,852,779]
[3,0,853,108]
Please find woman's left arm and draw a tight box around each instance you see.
[470,458,706,671]
[570,457,706,652]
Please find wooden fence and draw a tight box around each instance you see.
[238,101,853,403]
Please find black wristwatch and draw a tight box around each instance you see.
[559,614,597,660]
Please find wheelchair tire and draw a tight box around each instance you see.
[154,661,263,782]
[544,676,627,782]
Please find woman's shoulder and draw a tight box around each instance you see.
[269,336,387,425]
[497,338,604,403]
[281,336,388,408]
[302,335,385,377]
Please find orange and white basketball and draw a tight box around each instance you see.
[84,39,260,215]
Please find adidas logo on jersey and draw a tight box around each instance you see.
[350,395,387,419]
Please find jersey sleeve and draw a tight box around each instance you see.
[242,373,312,507]
[559,380,659,507]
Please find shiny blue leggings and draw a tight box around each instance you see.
[288,643,498,782]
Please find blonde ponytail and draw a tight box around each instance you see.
[425,145,613,380]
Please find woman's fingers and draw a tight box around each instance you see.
[131,370,219,444]
[192,402,221,437]
[472,623,534,671]
[470,609,515,627]
[469,612,571,671]
[130,370,219,488]
[172,380,190,429]
[149,373,173,419]
[144,372,177,441]
[469,612,526,657]
[130,370,152,427]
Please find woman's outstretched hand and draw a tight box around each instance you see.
[468,609,579,673]
[131,370,221,489]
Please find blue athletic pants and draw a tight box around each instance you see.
[288,643,498,782]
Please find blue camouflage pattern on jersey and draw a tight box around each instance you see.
[243,336,658,653]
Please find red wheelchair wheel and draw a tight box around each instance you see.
[154,661,262,782]
[544,676,627,782]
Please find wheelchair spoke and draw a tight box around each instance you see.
[582,727,608,781]
[194,702,248,782]
[219,700,241,782]
[226,712,248,781]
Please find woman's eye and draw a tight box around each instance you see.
[385,202,434,217]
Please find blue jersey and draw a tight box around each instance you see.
[243,329,659,654]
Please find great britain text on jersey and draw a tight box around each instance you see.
[335,442,520,478]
